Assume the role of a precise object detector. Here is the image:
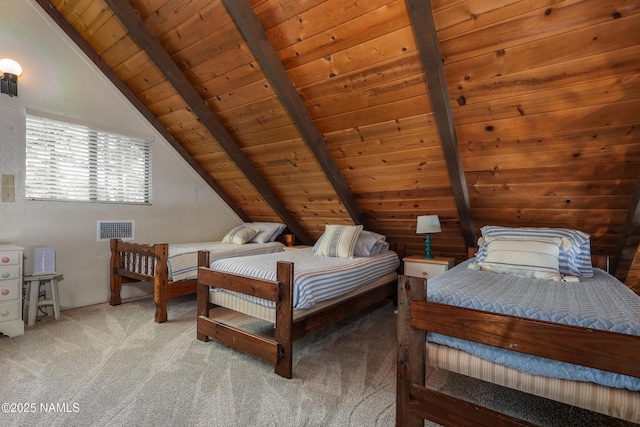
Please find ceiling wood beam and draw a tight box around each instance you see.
[406,0,476,248]
[222,0,369,229]
[611,172,640,282]
[33,0,248,222]
[103,0,313,244]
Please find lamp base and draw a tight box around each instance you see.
[424,233,434,259]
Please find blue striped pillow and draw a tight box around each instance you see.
[475,226,593,277]
[313,224,363,258]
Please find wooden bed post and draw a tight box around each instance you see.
[274,261,294,379]
[196,264,211,343]
[197,250,210,274]
[109,238,122,306]
[396,274,426,427]
[153,244,169,323]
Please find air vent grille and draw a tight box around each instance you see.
[98,220,134,241]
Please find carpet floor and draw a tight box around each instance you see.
[0,295,636,426]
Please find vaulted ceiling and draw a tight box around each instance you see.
[36,0,640,292]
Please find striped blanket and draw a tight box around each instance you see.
[167,241,284,281]
[209,248,400,309]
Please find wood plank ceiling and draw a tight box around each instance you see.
[35,0,640,292]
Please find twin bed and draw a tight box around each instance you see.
[109,222,286,323]
[397,226,640,426]
[196,225,402,378]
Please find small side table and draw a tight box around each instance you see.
[283,245,312,251]
[403,255,455,279]
[23,273,63,326]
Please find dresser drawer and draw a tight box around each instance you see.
[0,280,20,302]
[0,300,20,322]
[0,265,20,281]
[0,251,21,266]
[404,261,447,279]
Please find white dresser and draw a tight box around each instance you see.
[0,244,24,337]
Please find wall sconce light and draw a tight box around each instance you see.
[0,58,23,97]
[416,215,441,259]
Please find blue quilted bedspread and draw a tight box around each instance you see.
[427,259,640,391]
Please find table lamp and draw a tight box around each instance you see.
[416,215,441,259]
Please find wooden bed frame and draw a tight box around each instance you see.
[396,250,640,426]
[109,238,209,323]
[196,243,405,378]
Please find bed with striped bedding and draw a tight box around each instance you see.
[197,245,403,378]
[109,239,284,323]
[208,247,399,310]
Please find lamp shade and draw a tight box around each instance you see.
[0,58,22,77]
[416,215,441,234]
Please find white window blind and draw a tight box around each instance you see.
[25,113,152,204]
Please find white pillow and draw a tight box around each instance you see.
[354,230,387,257]
[478,236,563,281]
[243,222,285,243]
[313,224,363,258]
[222,226,259,244]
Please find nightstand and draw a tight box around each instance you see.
[403,255,455,279]
[283,245,312,251]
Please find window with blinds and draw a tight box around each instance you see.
[25,113,152,204]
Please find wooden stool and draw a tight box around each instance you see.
[23,273,63,326]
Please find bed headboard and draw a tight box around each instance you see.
[466,247,611,273]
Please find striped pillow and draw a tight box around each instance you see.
[477,226,593,277]
[314,224,363,258]
[479,236,563,281]
[222,226,259,244]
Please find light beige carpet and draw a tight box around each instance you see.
[0,295,636,427]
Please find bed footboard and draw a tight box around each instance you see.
[110,239,162,305]
[396,274,640,426]
[110,238,209,323]
[197,263,398,379]
[197,261,295,378]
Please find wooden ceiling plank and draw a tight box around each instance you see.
[222,0,369,229]
[314,94,434,134]
[33,0,248,221]
[406,0,476,247]
[298,54,424,105]
[272,0,406,69]
[439,0,640,64]
[103,0,313,244]
[612,172,640,282]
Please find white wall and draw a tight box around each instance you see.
[0,0,241,308]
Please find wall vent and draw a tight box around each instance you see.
[97,220,134,241]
